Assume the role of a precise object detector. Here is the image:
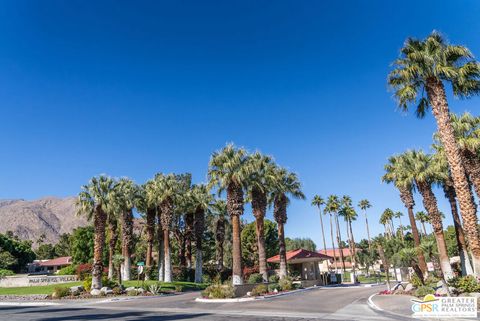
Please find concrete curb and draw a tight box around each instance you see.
[367,293,383,311]
[0,301,60,306]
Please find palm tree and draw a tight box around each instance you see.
[325,195,341,273]
[394,211,404,242]
[400,150,454,280]
[432,148,474,276]
[358,199,372,250]
[312,195,328,258]
[415,211,429,236]
[76,175,115,290]
[339,200,358,279]
[270,166,305,279]
[106,202,119,280]
[114,178,137,281]
[380,209,394,239]
[190,184,213,283]
[395,248,424,284]
[388,31,480,276]
[383,154,428,276]
[211,199,227,272]
[439,112,480,199]
[247,152,275,282]
[208,144,251,285]
[141,180,159,280]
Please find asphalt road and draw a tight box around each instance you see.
[0,285,410,320]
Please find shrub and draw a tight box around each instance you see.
[57,265,77,275]
[278,277,293,291]
[202,274,212,284]
[173,267,195,282]
[268,283,280,293]
[76,263,92,280]
[248,273,264,284]
[101,277,117,289]
[268,274,279,283]
[415,286,435,298]
[83,277,92,291]
[251,284,268,296]
[201,284,235,299]
[0,269,14,278]
[149,283,162,295]
[175,285,184,292]
[127,289,138,296]
[52,286,70,299]
[242,266,259,281]
[410,274,423,288]
[112,287,123,295]
[448,276,480,293]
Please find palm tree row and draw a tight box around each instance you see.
[387,31,480,278]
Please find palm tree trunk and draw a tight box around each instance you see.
[318,207,328,254]
[92,206,107,290]
[227,183,244,285]
[185,212,194,269]
[399,187,428,276]
[426,78,480,277]
[443,180,474,276]
[145,208,155,280]
[215,216,225,272]
[364,210,372,251]
[329,214,338,273]
[107,218,118,280]
[417,181,454,280]
[157,208,164,282]
[348,219,356,280]
[194,207,204,283]
[335,214,346,273]
[462,149,480,199]
[421,222,427,236]
[121,209,133,281]
[278,222,288,279]
[399,217,404,243]
[252,189,268,282]
[377,244,391,291]
[163,228,172,282]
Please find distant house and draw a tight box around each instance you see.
[267,248,333,286]
[27,256,72,274]
[318,248,361,271]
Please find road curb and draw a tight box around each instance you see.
[367,293,383,311]
[0,301,60,306]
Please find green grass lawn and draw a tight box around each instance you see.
[357,273,386,284]
[0,280,207,296]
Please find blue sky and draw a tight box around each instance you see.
[1,1,480,247]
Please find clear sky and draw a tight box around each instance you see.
[1,1,480,248]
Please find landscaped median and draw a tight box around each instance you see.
[0,281,207,300]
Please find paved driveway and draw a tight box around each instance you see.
[0,285,410,320]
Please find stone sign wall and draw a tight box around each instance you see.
[0,275,78,288]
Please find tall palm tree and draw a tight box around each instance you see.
[106,202,119,280]
[270,166,305,279]
[383,155,428,276]
[312,195,328,258]
[114,178,137,281]
[247,152,275,282]
[141,180,158,280]
[394,211,404,242]
[339,201,358,279]
[358,199,372,250]
[211,199,227,272]
[380,209,394,239]
[208,144,251,285]
[401,150,454,280]
[325,195,341,273]
[432,148,474,276]
[76,175,115,290]
[395,248,424,283]
[190,184,213,283]
[388,31,480,276]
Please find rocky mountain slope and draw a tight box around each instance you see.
[0,197,88,245]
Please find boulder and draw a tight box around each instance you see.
[70,286,84,294]
[125,287,136,292]
[90,289,102,296]
[100,287,113,295]
[435,286,455,296]
[404,283,416,292]
[136,288,145,294]
[246,291,252,297]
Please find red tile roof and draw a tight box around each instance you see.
[318,248,359,257]
[267,248,332,263]
[39,256,72,267]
